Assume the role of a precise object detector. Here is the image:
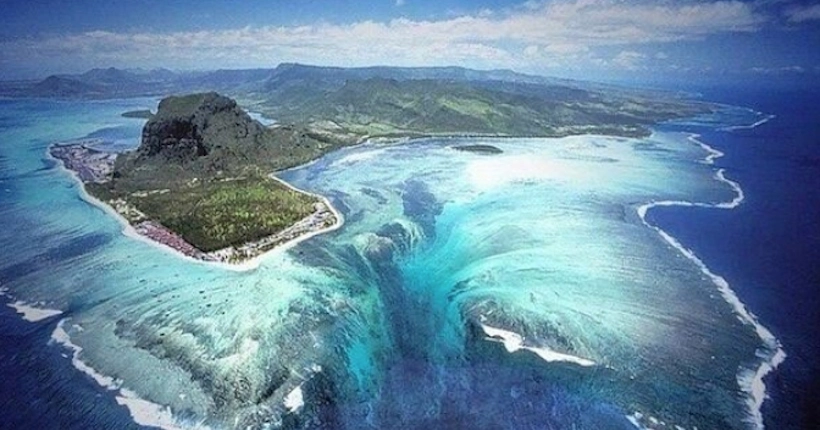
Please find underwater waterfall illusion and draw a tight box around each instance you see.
[0,98,779,430]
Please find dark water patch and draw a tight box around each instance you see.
[279,369,345,430]
[792,154,820,169]
[0,232,112,283]
[632,141,673,153]
[359,187,387,204]
[41,155,58,170]
[0,308,145,430]
[401,179,442,239]
[375,222,417,256]
[0,162,60,182]
[344,209,365,225]
[345,318,635,430]
[292,240,352,272]
[459,322,633,430]
[84,125,142,141]
[0,113,28,129]
[452,144,503,155]
[325,191,352,218]
[358,234,419,356]
[292,241,378,296]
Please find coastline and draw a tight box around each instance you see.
[635,130,785,430]
[48,147,344,272]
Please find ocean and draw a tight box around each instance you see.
[0,86,816,430]
[648,84,820,429]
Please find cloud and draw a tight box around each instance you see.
[784,4,820,22]
[749,65,807,74]
[395,0,406,6]
[612,50,647,70]
[504,0,763,44]
[544,43,590,55]
[0,0,768,77]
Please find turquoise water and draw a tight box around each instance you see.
[0,98,771,429]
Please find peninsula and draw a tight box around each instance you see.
[52,92,342,264]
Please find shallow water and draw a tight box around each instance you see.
[0,97,775,429]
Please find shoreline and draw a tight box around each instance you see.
[635,131,785,430]
[48,146,344,272]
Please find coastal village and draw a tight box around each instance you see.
[50,140,339,265]
[50,141,117,183]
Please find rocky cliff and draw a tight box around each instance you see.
[113,92,342,190]
[136,92,266,166]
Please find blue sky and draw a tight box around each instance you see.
[1,0,819,84]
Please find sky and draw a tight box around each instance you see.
[1,0,819,84]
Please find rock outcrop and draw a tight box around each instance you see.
[136,92,267,167]
[112,92,341,190]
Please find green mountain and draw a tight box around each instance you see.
[111,92,345,191]
[93,92,342,253]
[4,64,711,139]
[251,72,709,138]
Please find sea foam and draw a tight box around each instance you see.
[721,113,776,131]
[1,286,63,322]
[636,134,785,430]
[7,301,63,322]
[284,385,305,413]
[480,323,596,367]
[50,319,207,430]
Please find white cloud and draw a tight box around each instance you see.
[0,0,768,77]
[784,4,820,22]
[612,50,646,70]
[749,65,807,74]
[544,43,589,55]
[523,45,540,57]
[395,0,406,7]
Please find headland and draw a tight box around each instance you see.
[51,93,343,265]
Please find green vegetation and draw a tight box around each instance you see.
[250,76,711,139]
[8,64,713,141]
[93,92,330,253]
[129,177,315,252]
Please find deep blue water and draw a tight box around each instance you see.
[650,85,820,429]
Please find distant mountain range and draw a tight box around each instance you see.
[2,64,575,99]
[1,63,712,139]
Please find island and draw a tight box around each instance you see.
[52,92,342,264]
[452,144,503,155]
[121,109,154,119]
[42,64,716,265]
